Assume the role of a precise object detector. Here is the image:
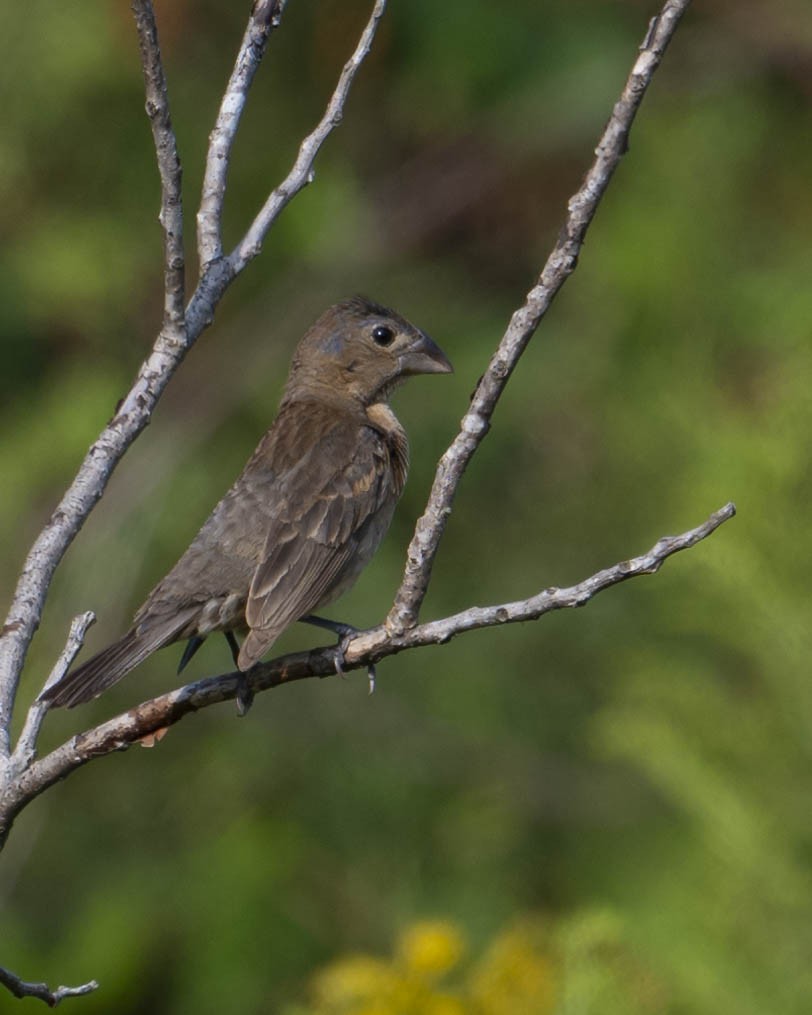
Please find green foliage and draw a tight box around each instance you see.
[1,2,811,1013]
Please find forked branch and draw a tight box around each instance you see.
[0,964,99,1006]
[197,0,288,266]
[387,0,694,633]
[131,0,186,331]
[228,0,388,272]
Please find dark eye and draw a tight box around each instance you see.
[371,324,394,346]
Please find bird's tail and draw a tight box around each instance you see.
[40,619,186,709]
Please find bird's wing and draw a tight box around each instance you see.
[239,415,397,669]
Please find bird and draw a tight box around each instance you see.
[40,296,452,708]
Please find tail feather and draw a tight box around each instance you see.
[40,611,196,708]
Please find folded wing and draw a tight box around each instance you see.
[238,420,398,669]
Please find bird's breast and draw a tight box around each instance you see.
[365,402,409,496]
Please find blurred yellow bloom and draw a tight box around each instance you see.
[312,955,394,1008]
[422,994,467,1015]
[396,920,467,979]
[306,917,559,1014]
[469,921,556,1015]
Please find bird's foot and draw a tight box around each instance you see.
[300,614,357,640]
[178,635,205,675]
[334,637,377,695]
[224,630,241,667]
[221,631,253,715]
[235,671,254,717]
[300,615,377,693]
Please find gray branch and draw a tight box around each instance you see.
[11,612,96,776]
[228,0,388,273]
[0,0,191,763]
[0,0,387,773]
[0,964,99,1006]
[197,0,288,267]
[0,503,734,847]
[131,0,186,332]
[386,0,693,635]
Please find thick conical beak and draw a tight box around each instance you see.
[398,332,453,376]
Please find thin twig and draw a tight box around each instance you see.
[0,964,99,1006]
[386,0,693,634]
[131,0,186,334]
[197,0,288,267]
[228,0,388,272]
[0,503,734,846]
[11,613,96,774]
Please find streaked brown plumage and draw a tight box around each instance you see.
[41,297,452,708]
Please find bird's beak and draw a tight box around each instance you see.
[399,332,454,376]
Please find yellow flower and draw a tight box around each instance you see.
[469,921,556,1015]
[311,954,394,1009]
[422,993,467,1015]
[397,921,467,980]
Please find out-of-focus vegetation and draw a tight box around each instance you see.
[293,914,660,1015]
[1,1,810,1012]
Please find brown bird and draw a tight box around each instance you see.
[41,297,452,708]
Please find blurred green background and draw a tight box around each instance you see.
[2,1,811,1012]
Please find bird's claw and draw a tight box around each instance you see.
[235,671,254,717]
[333,633,376,694]
[334,644,348,680]
[178,635,204,675]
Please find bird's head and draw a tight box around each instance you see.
[285,296,452,406]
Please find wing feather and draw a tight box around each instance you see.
[239,417,397,669]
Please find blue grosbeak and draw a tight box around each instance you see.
[42,296,452,707]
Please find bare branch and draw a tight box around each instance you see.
[0,503,734,846]
[386,0,693,634]
[0,964,99,1006]
[0,303,192,769]
[131,0,186,333]
[229,0,388,272]
[197,0,288,268]
[357,501,736,653]
[0,3,193,760]
[11,613,96,775]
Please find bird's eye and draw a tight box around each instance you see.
[371,324,395,347]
